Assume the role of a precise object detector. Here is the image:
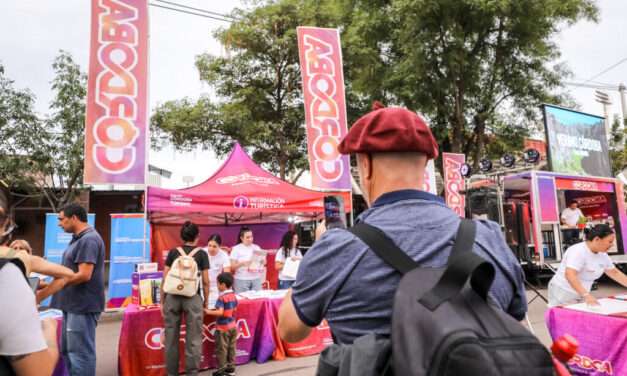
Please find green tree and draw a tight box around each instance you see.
[152,0,341,181]
[0,51,87,211]
[0,63,45,195]
[609,115,627,176]
[341,0,597,168]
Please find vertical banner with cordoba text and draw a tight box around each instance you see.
[84,0,148,184]
[297,27,351,191]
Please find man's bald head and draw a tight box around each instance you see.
[356,152,428,206]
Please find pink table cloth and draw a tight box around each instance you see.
[545,306,627,375]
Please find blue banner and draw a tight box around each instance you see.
[42,213,96,306]
[107,214,150,308]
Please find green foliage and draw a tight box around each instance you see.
[609,115,627,176]
[0,62,45,192]
[0,51,87,210]
[341,0,597,166]
[152,0,597,175]
[152,0,341,180]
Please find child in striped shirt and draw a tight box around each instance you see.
[205,272,238,376]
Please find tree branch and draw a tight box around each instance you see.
[289,168,306,184]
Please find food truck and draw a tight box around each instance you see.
[501,171,627,269]
[466,104,627,271]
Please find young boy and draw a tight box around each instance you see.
[205,272,238,376]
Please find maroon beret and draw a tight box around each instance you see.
[338,102,439,159]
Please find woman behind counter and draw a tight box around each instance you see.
[548,224,627,307]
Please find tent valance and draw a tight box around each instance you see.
[147,143,351,225]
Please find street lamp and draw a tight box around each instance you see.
[595,90,612,136]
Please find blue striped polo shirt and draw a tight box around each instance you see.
[215,290,238,331]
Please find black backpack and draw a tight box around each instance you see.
[317,219,553,376]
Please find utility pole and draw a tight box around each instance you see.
[619,83,627,124]
[595,90,612,137]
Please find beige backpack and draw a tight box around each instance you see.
[163,247,201,297]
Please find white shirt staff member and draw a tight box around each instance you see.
[561,200,584,228]
[548,224,627,307]
[561,200,584,245]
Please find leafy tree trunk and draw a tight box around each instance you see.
[472,114,487,169]
[279,156,287,181]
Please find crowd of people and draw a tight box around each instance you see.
[160,222,299,376]
[2,103,627,376]
[0,202,105,376]
[0,187,301,376]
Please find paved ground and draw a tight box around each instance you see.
[94,281,625,375]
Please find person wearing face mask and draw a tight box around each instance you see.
[278,102,526,345]
[548,224,627,307]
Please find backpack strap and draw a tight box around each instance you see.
[349,223,418,275]
[176,247,186,257]
[188,248,202,258]
[418,219,495,311]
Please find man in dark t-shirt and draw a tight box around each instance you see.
[47,203,105,376]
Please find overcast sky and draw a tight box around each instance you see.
[1,0,626,187]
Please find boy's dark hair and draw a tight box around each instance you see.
[180,221,199,242]
[217,272,234,288]
[61,203,88,222]
[568,200,578,206]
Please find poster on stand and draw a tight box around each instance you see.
[107,213,150,308]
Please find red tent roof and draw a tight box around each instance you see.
[147,143,351,224]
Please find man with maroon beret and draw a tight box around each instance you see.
[278,103,526,344]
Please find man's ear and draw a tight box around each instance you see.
[357,153,373,180]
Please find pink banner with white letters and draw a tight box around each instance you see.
[443,153,466,217]
[84,0,148,184]
[297,27,351,191]
[546,307,626,375]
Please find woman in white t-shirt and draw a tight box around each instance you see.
[275,231,303,290]
[230,227,266,293]
[205,234,231,307]
[548,224,627,307]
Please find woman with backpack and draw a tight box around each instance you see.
[161,221,210,376]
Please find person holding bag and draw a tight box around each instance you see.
[161,221,210,376]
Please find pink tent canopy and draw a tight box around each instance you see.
[147,143,351,225]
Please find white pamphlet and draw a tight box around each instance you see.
[281,258,301,280]
[564,298,627,315]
